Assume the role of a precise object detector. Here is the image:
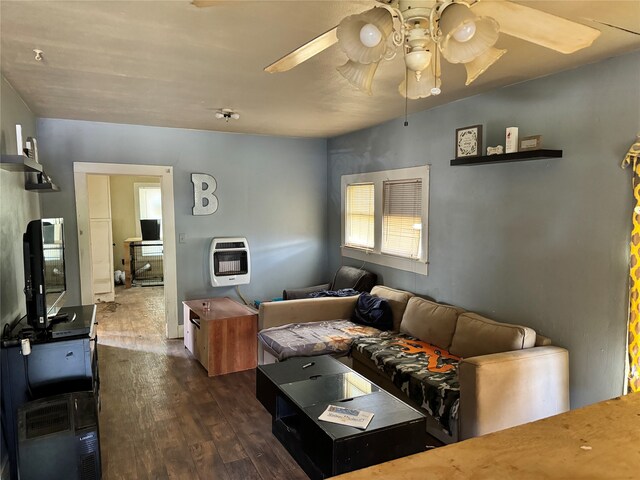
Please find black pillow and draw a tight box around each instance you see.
[351,293,393,331]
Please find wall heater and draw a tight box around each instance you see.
[210,237,250,287]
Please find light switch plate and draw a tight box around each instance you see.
[179,233,186,243]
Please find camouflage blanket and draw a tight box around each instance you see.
[353,333,461,435]
[258,320,381,361]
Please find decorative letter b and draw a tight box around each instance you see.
[192,173,218,215]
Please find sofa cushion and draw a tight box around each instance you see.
[258,319,381,361]
[370,286,414,331]
[331,265,377,292]
[353,333,461,435]
[535,334,553,346]
[400,297,464,350]
[449,313,537,358]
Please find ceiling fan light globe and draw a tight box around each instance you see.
[453,20,476,43]
[215,112,224,119]
[398,67,440,99]
[360,23,382,48]
[337,60,379,95]
[464,47,507,85]
[441,16,499,64]
[405,50,432,72]
[337,7,394,64]
[438,3,476,37]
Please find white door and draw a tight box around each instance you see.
[87,174,114,302]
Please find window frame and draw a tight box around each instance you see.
[341,165,429,275]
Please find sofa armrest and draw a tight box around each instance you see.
[258,295,359,330]
[458,346,569,440]
[282,283,331,300]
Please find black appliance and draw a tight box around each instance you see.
[50,305,94,339]
[17,391,101,480]
[140,219,161,240]
[1,305,99,480]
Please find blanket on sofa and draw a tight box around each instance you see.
[259,320,381,361]
[353,333,461,435]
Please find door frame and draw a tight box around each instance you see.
[73,162,180,338]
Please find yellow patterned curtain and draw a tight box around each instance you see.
[622,134,640,393]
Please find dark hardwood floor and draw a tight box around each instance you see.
[97,287,308,480]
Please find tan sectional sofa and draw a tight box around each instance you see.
[258,286,569,444]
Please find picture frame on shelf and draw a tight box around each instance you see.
[519,135,543,152]
[455,125,483,158]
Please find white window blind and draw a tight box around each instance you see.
[345,183,374,249]
[382,179,422,258]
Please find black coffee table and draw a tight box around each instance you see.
[256,355,426,479]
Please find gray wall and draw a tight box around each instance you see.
[0,76,41,329]
[36,119,328,322]
[328,52,640,409]
[0,75,41,479]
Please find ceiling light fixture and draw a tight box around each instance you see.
[215,108,240,122]
[33,49,44,61]
[335,0,504,100]
[264,0,601,101]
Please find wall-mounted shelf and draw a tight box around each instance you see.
[0,154,43,173]
[450,149,563,166]
[26,181,59,192]
[1,154,60,192]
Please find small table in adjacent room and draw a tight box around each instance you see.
[256,355,427,480]
[183,297,258,376]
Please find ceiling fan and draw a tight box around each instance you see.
[258,0,601,99]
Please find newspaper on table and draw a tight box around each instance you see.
[318,404,374,430]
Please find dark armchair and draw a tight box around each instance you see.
[282,266,378,300]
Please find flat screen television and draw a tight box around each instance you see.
[23,218,67,330]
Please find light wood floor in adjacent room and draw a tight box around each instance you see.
[97,286,308,480]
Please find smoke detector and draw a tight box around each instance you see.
[215,108,240,122]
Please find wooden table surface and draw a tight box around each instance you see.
[183,297,257,321]
[335,392,640,480]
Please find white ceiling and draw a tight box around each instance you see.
[1,1,639,138]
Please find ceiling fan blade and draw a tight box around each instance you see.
[585,19,640,36]
[264,26,338,73]
[472,0,601,54]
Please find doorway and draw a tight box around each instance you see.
[74,162,179,338]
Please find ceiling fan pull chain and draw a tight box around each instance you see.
[404,69,409,127]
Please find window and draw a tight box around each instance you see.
[382,179,422,258]
[134,183,163,256]
[135,183,162,239]
[345,183,374,249]
[341,166,429,275]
